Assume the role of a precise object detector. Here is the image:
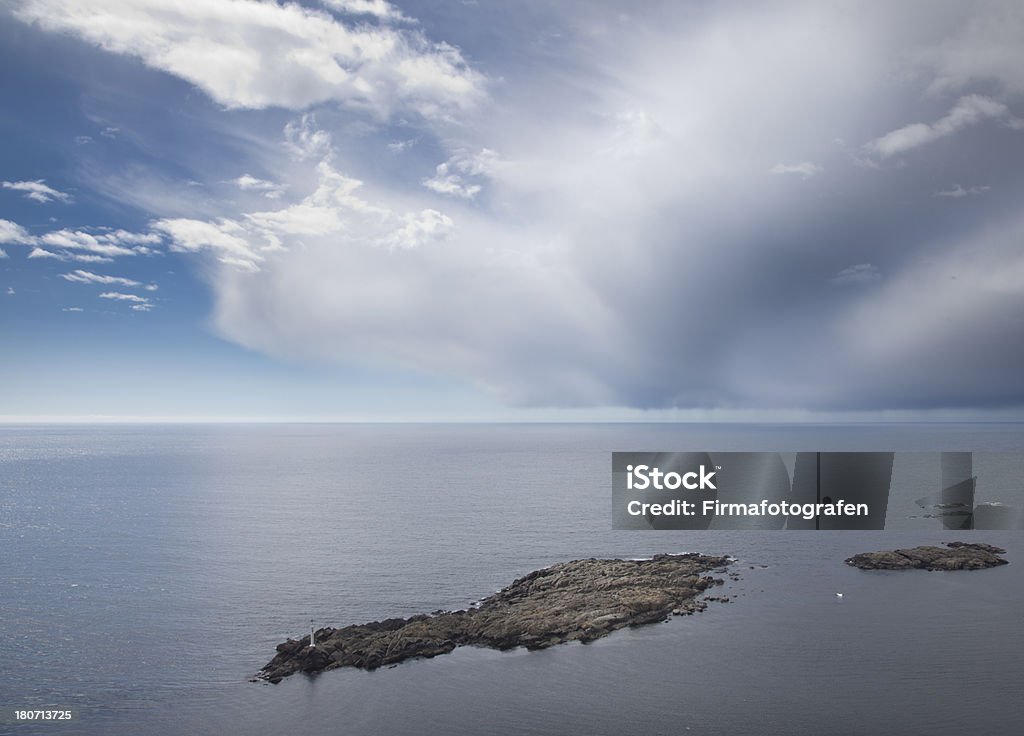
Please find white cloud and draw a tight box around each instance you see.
[5,225,157,262]
[233,174,284,199]
[0,218,35,244]
[423,171,479,199]
[248,167,351,234]
[2,218,150,263]
[40,231,132,257]
[39,228,159,258]
[152,217,263,270]
[284,115,334,160]
[12,0,483,117]
[830,263,881,286]
[769,161,823,178]
[70,254,116,263]
[62,306,84,312]
[383,209,453,250]
[5,287,14,295]
[156,153,453,271]
[320,0,410,23]
[423,149,498,199]
[244,203,345,237]
[60,269,146,288]
[2,179,72,204]
[935,184,990,198]
[27,247,62,260]
[249,161,389,233]
[27,247,114,263]
[867,95,1020,158]
[131,303,153,312]
[0,248,7,258]
[99,291,149,303]
[105,230,162,250]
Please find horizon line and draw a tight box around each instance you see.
[3,415,1024,426]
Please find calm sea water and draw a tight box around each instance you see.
[1,423,1023,735]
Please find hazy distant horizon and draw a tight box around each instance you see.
[7,414,1024,425]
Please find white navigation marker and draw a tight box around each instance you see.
[310,619,316,648]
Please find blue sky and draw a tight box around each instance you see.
[2,0,1024,421]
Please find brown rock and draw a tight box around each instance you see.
[257,553,732,682]
[845,542,1009,571]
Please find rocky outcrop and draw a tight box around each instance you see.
[257,553,731,683]
[845,542,1008,571]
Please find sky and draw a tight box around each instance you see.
[2,0,1024,421]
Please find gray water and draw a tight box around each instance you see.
[1,423,1023,735]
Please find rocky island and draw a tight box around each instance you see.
[258,553,731,683]
[845,542,1008,571]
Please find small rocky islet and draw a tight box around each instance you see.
[257,553,732,683]
[258,543,1010,683]
[844,542,1009,571]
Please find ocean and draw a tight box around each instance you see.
[1,423,1022,735]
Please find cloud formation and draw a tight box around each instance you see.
[12,0,483,116]
[320,0,409,23]
[201,2,1024,412]
[154,150,455,271]
[152,217,262,271]
[98,290,153,311]
[60,269,156,290]
[770,162,823,178]
[867,95,1021,158]
[2,179,72,203]
[28,247,111,263]
[7,0,1024,414]
[0,219,33,244]
[2,219,161,263]
[99,291,148,302]
[423,149,499,199]
[233,174,284,199]
[39,229,161,258]
[383,209,453,250]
